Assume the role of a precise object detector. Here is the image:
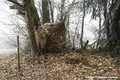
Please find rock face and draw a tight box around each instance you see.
[35,21,66,53]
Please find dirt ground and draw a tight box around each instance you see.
[0,50,120,80]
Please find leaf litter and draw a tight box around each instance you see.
[0,50,120,80]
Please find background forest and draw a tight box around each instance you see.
[0,0,120,79]
[5,0,120,56]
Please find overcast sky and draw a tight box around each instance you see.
[0,0,19,50]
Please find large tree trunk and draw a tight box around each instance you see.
[105,1,120,51]
[24,0,39,56]
[8,0,40,56]
[30,0,41,31]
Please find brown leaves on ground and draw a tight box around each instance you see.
[0,50,120,80]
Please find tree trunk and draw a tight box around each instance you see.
[103,0,107,19]
[60,0,65,21]
[105,0,120,51]
[48,0,54,23]
[7,0,40,56]
[30,0,41,31]
[96,6,101,48]
[24,0,39,56]
[80,0,85,49]
[42,0,50,24]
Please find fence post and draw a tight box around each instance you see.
[17,35,20,71]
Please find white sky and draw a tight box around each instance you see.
[0,0,22,50]
[0,0,99,50]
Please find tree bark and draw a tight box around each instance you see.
[30,0,41,31]
[24,0,39,56]
[8,0,40,56]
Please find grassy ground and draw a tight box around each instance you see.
[0,50,120,80]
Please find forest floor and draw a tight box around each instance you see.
[0,50,120,80]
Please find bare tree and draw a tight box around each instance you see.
[23,0,39,56]
[8,0,40,56]
[80,0,85,49]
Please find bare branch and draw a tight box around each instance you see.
[7,0,24,8]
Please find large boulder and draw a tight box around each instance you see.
[35,21,66,53]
